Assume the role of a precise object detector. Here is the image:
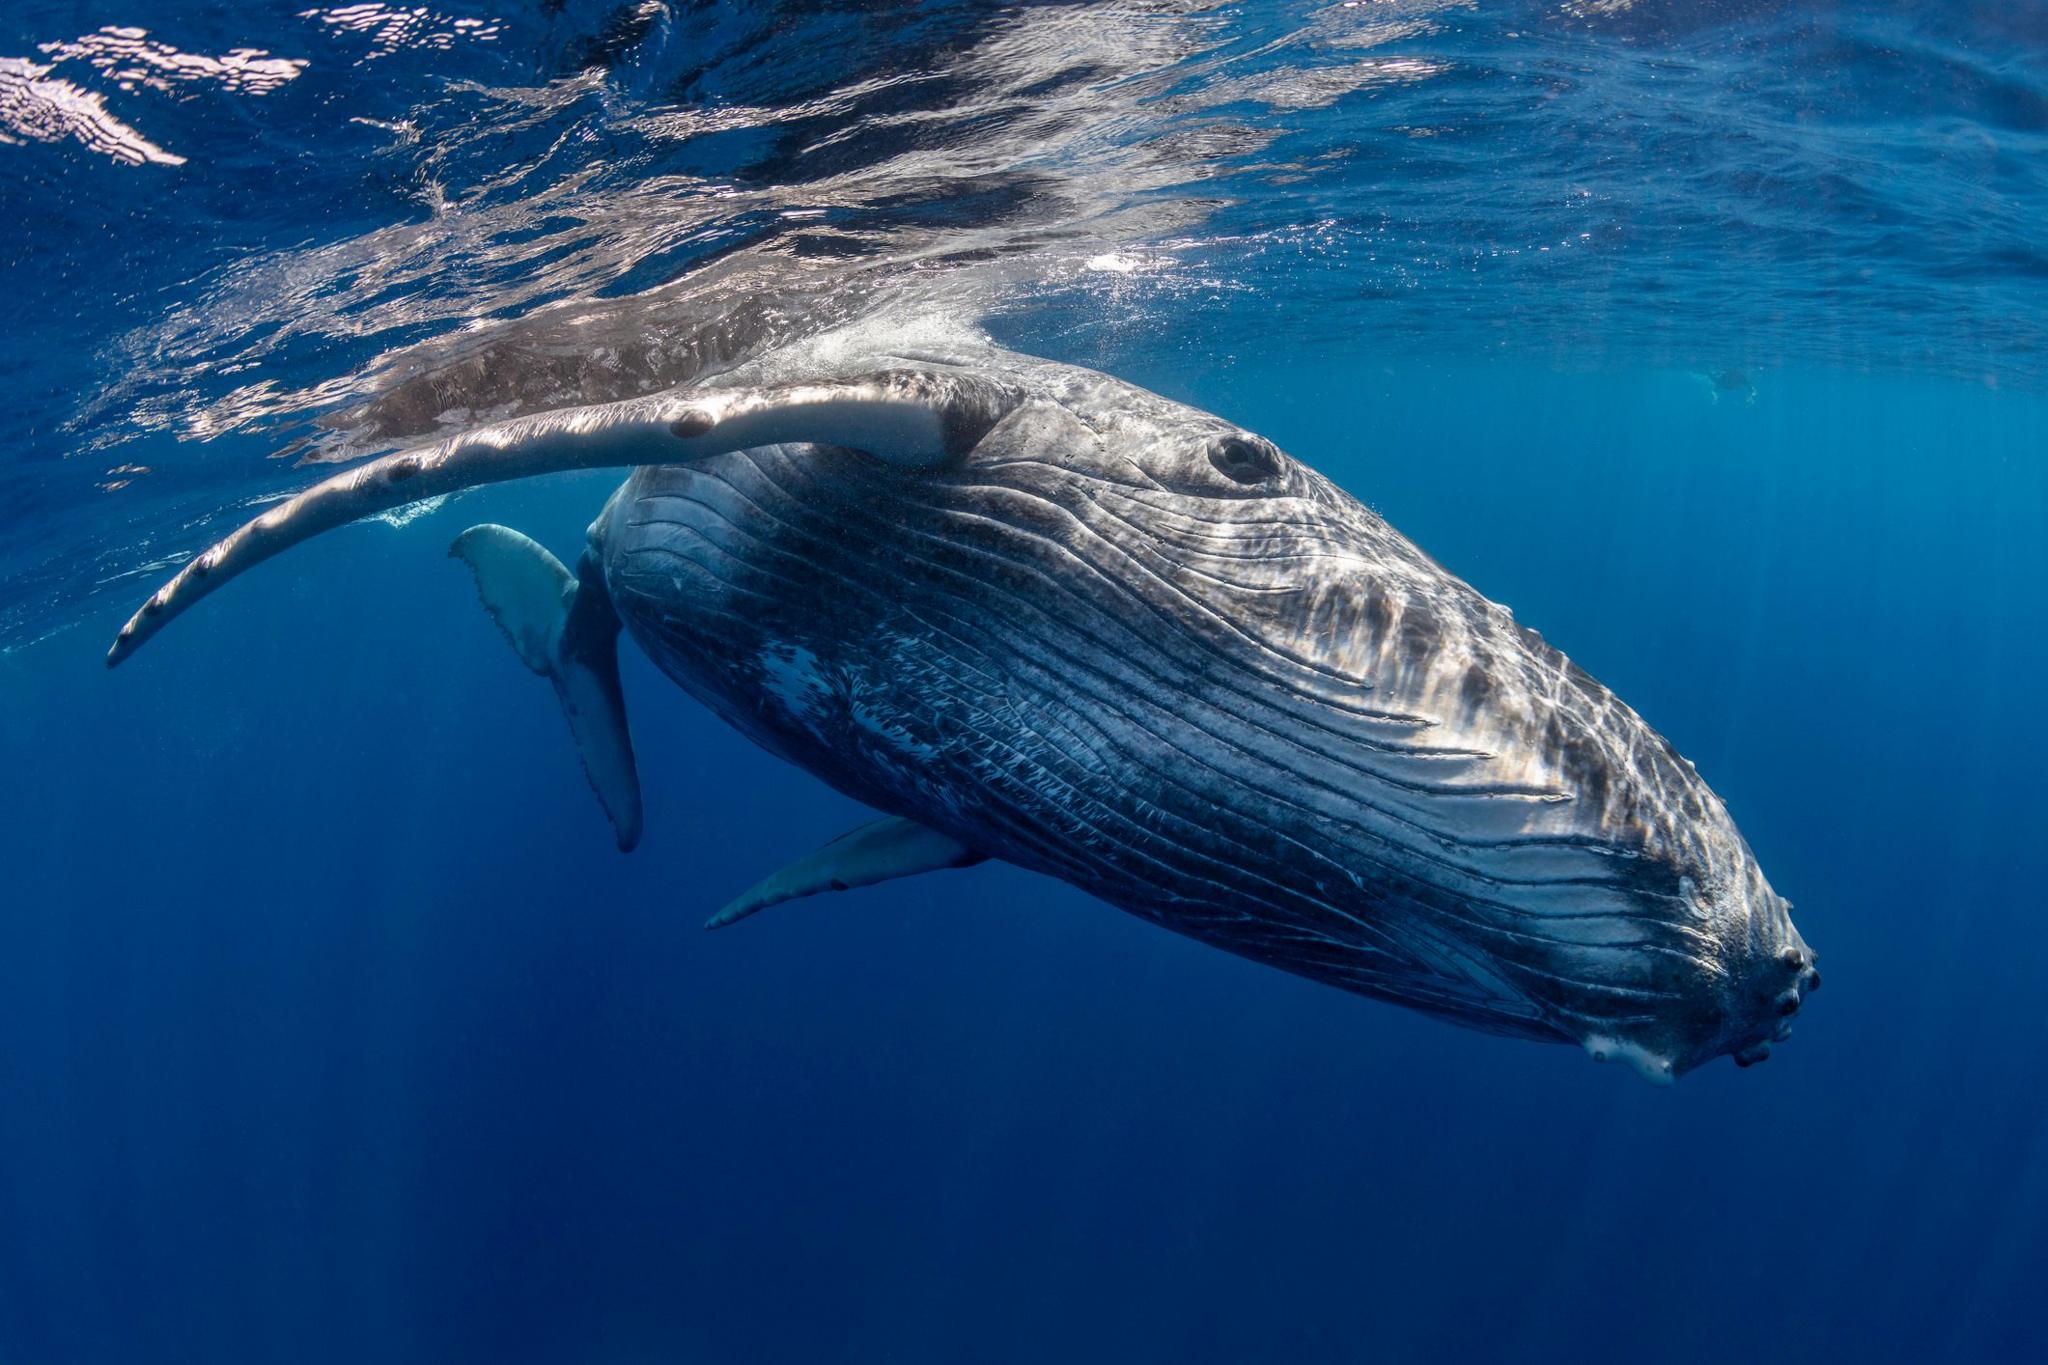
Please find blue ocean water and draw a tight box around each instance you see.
[2,3,2045,1362]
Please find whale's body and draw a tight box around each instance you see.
[109,325,1816,1081]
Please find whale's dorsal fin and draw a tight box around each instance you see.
[105,369,1020,667]
[706,817,985,929]
[451,524,642,851]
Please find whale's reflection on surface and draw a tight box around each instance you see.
[4,0,2044,648]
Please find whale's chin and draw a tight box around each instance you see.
[1582,1035,1679,1085]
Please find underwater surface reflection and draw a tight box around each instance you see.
[2,3,2044,1362]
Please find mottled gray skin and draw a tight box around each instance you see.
[107,322,1815,1081]
[593,334,1814,1080]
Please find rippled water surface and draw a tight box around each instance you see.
[6,0,2044,642]
[2,4,2044,1362]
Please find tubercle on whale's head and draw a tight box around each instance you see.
[1707,881,1819,1073]
[1588,867,1817,1084]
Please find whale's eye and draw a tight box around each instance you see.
[1208,434,1282,484]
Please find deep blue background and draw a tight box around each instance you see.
[5,356,2042,1362]
[7,0,2048,1358]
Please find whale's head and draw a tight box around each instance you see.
[880,353,1822,1084]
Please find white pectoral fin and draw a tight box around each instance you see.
[449,524,574,674]
[105,370,1019,667]
[706,816,986,929]
[451,524,642,852]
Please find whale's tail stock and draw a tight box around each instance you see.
[449,524,642,852]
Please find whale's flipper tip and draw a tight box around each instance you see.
[707,816,984,929]
[452,523,643,852]
[106,599,162,668]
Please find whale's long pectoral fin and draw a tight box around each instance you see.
[707,817,986,930]
[104,369,1018,667]
[451,524,641,851]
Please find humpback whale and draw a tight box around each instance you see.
[107,322,1816,1083]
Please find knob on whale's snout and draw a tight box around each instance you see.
[1600,914,1818,1081]
[1731,940,1821,1066]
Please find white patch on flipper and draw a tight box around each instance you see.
[449,524,571,674]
